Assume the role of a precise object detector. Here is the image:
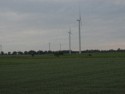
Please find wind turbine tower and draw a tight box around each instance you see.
[49,42,51,51]
[60,43,62,51]
[0,45,2,51]
[68,28,72,54]
[77,7,82,54]
[0,45,2,55]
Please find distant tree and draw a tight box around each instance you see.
[44,51,48,54]
[109,49,116,52]
[28,50,36,57]
[37,50,44,55]
[1,51,4,55]
[12,51,17,55]
[24,51,28,55]
[8,52,11,55]
[18,51,23,55]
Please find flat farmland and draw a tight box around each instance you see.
[0,54,125,94]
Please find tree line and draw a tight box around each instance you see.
[0,48,125,56]
[0,50,67,56]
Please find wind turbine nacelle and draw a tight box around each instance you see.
[77,19,80,21]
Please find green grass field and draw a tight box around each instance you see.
[0,53,125,94]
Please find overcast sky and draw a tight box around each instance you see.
[0,0,125,52]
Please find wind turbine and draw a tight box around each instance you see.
[68,27,72,54]
[60,43,62,51]
[49,42,51,51]
[0,45,2,54]
[77,5,82,54]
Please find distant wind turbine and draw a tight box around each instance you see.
[0,45,2,53]
[60,43,62,51]
[68,27,72,54]
[49,42,51,51]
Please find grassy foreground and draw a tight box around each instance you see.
[0,53,125,94]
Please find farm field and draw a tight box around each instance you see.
[0,53,125,94]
